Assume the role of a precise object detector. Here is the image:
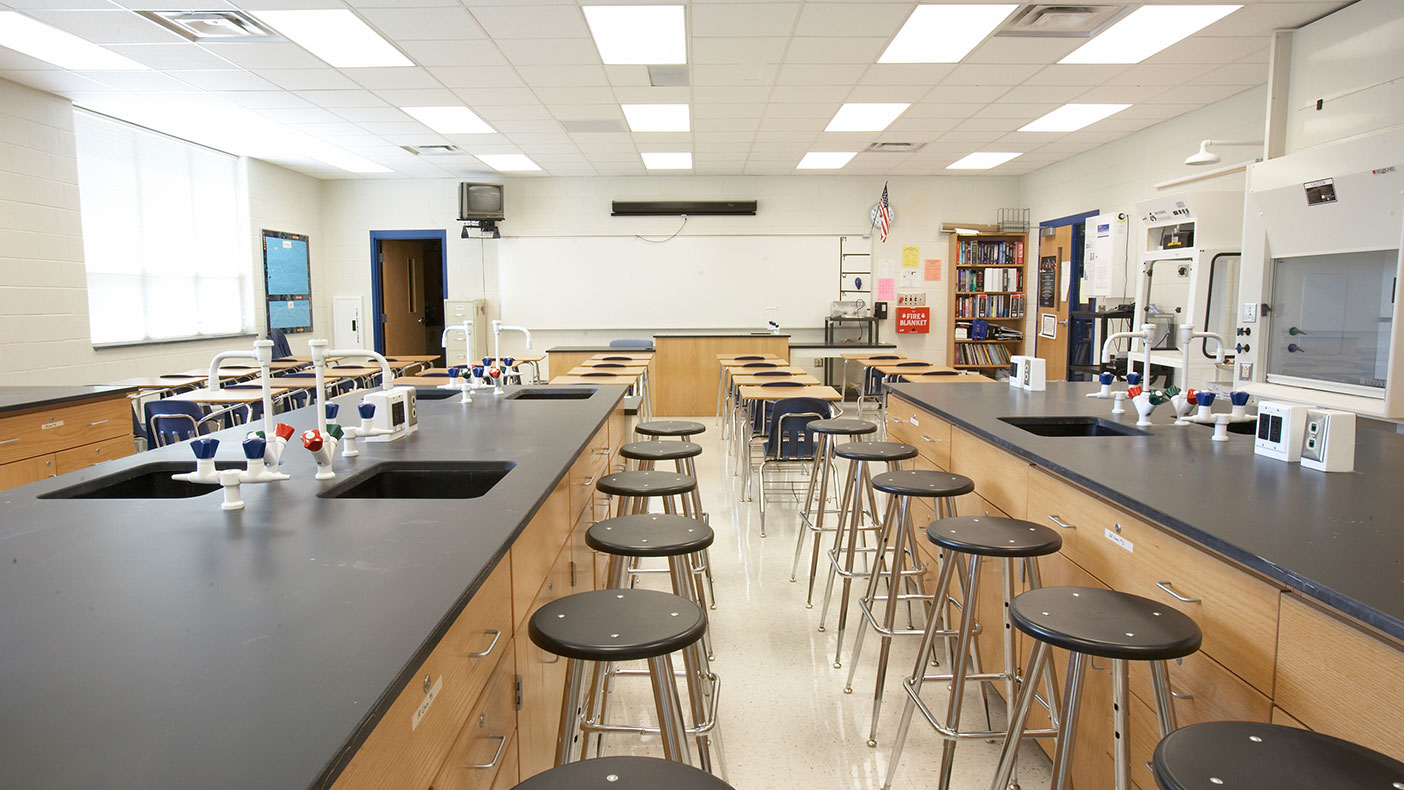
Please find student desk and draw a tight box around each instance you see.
[567,365,647,376]
[733,384,842,489]
[178,368,257,381]
[900,372,994,383]
[716,352,780,361]
[873,364,955,376]
[170,384,304,404]
[109,375,206,390]
[549,372,650,420]
[589,352,653,361]
[731,373,821,387]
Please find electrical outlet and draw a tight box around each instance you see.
[1238,362,1253,380]
[1241,302,1257,323]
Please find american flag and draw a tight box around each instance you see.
[877,182,891,242]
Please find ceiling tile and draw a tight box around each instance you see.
[1200,2,1347,37]
[200,42,328,70]
[768,85,848,103]
[883,117,959,135]
[1023,64,1129,86]
[80,71,192,92]
[692,64,779,87]
[372,87,460,105]
[603,65,650,87]
[920,84,1007,103]
[692,131,755,144]
[904,102,985,119]
[691,37,787,65]
[452,86,539,104]
[858,64,956,86]
[427,66,525,89]
[757,116,820,132]
[496,38,599,65]
[255,68,361,91]
[693,102,765,119]
[26,9,186,44]
[546,103,620,120]
[257,106,344,125]
[692,3,800,37]
[1071,84,1168,104]
[952,117,1025,133]
[775,63,867,86]
[350,67,444,90]
[170,70,279,91]
[333,105,412,122]
[515,65,608,88]
[532,86,615,104]
[470,4,587,38]
[475,103,554,120]
[611,86,691,104]
[964,36,1082,65]
[397,40,510,67]
[843,85,926,103]
[761,103,834,119]
[1192,63,1271,86]
[217,89,314,109]
[694,86,772,104]
[996,84,1085,104]
[1146,36,1270,65]
[971,102,1060,120]
[106,44,236,71]
[295,89,389,107]
[1115,103,1200,120]
[794,2,908,38]
[1103,63,1215,86]
[942,64,1043,86]
[358,7,486,40]
[1150,83,1257,105]
[783,36,887,64]
[0,69,108,94]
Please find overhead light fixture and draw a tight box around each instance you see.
[583,5,686,65]
[879,4,1017,63]
[946,152,1022,170]
[401,106,495,135]
[1060,5,1242,64]
[476,154,540,172]
[255,10,411,68]
[1185,138,1263,166]
[825,103,910,133]
[0,11,149,70]
[797,151,857,170]
[621,103,690,133]
[641,152,692,169]
[1019,103,1130,133]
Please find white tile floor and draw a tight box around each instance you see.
[585,417,1054,789]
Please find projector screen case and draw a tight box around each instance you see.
[611,200,757,216]
[459,182,505,221]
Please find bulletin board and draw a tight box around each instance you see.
[262,230,312,333]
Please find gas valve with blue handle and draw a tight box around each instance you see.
[241,434,289,483]
[172,438,221,483]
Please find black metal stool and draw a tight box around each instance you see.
[844,469,976,746]
[991,586,1204,790]
[636,420,706,441]
[512,756,735,790]
[584,515,722,772]
[1151,721,1404,790]
[817,441,918,665]
[529,589,707,767]
[884,517,1065,789]
[791,418,877,605]
[617,441,716,611]
[597,470,695,517]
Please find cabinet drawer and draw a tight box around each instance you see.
[887,397,950,469]
[1025,469,1280,693]
[0,454,56,491]
[567,425,609,521]
[949,428,1027,518]
[515,543,575,780]
[55,435,133,475]
[512,479,570,632]
[431,639,518,790]
[334,560,514,790]
[607,407,629,456]
[0,397,130,465]
[1275,593,1404,762]
[488,735,519,790]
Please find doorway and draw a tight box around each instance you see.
[369,230,447,359]
[1033,211,1097,381]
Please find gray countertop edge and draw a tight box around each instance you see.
[0,385,139,415]
[310,390,623,788]
[887,386,1404,642]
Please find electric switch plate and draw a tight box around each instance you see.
[896,291,926,307]
[1241,303,1257,323]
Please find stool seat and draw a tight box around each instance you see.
[588,513,714,557]
[513,756,735,790]
[809,418,878,436]
[636,420,706,437]
[926,516,1063,558]
[528,589,706,662]
[620,440,702,462]
[596,470,696,497]
[1010,586,1202,661]
[871,469,974,498]
[1152,721,1404,790]
[835,441,918,462]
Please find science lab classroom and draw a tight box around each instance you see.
[4,0,1404,788]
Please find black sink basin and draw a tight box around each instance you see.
[39,461,245,499]
[505,388,597,401]
[414,388,462,400]
[999,416,1149,438]
[319,461,515,499]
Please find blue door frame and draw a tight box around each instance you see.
[369,230,448,355]
[1039,210,1099,380]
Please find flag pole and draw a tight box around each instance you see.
[867,180,887,236]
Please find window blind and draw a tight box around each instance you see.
[74,110,251,345]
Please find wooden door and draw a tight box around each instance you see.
[1035,225,1073,380]
[380,240,427,355]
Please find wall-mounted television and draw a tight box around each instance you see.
[459,182,505,221]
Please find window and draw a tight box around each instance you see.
[74,110,251,346]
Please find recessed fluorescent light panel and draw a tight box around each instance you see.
[401,106,494,135]
[1019,103,1130,132]
[583,5,686,65]
[797,151,857,170]
[621,103,690,132]
[1060,5,1242,64]
[879,4,1017,63]
[256,10,411,68]
[0,11,148,70]
[641,152,691,169]
[947,152,1022,170]
[476,154,540,172]
[825,103,910,133]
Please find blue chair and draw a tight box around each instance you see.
[268,328,293,360]
[609,339,654,350]
[858,356,903,417]
[756,396,834,533]
[144,400,246,448]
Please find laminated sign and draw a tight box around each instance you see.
[896,306,930,334]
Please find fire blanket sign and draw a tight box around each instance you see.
[896,306,930,334]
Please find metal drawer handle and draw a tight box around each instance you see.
[1047,514,1076,530]
[1156,581,1202,603]
[466,629,502,658]
[1170,689,1194,700]
[469,733,508,769]
[919,435,933,443]
[580,476,595,487]
[0,437,18,445]
[542,653,560,664]
[88,419,110,427]
[593,447,609,455]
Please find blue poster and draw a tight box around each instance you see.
[268,299,312,330]
[264,234,310,296]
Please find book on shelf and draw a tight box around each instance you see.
[957,238,1025,268]
[954,293,1027,319]
[954,266,1025,293]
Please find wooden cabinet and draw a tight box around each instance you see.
[949,427,1028,519]
[511,477,571,633]
[886,397,951,470]
[515,541,576,779]
[487,736,519,790]
[0,394,133,491]
[432,640,519,790]
[947,232,1028,376]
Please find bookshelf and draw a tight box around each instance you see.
[948,231,1029,376]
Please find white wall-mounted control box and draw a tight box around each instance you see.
[1253,401,1308,462]
[1300,408,1356,473]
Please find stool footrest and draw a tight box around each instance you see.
[857,597,937,637]
[582,673,721,738]
[903,678,1059,741]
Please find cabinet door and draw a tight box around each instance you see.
[514,543,575,780]
[56,435,134,475]
[0,454,56,491]
[431,640,518,790]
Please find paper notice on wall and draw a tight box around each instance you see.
[924,258,941,281]
[900,267,921,287]
[902,246,919,269]
[1060,261,1072,300]
[877,257,896,281]
[877,277,896,301]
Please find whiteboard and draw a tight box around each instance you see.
[497,235,838,330]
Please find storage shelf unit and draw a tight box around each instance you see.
[948,231,1029,377]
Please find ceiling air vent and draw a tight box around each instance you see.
[865,142,925,153]
[401,144,462,156]
[996,4,1127,38]
[136,11,279,42]
[648,65,690,87]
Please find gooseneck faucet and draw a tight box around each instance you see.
[309,340,394,435]
[207,339,275,436]
[441,321,473,371]
[1100,323,1156,382]
[1178,322,1229,383]
[491,320,532,376]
